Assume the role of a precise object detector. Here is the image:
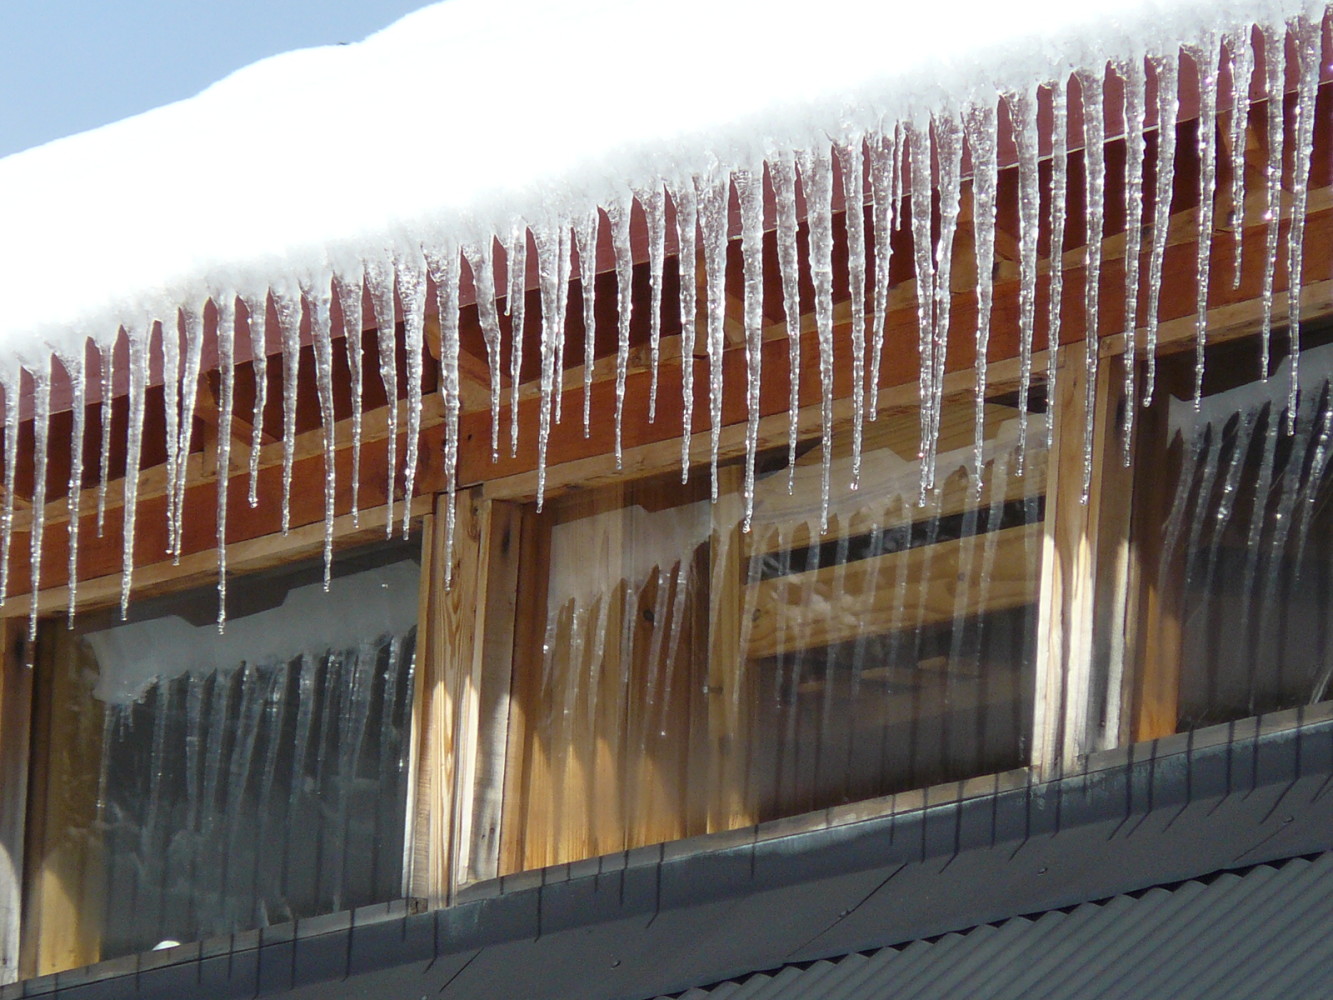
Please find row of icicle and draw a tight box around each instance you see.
[0,12,1325,642]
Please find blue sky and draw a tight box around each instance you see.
[0,1,436,158]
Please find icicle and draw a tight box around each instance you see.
[736,163,765,529]
[532,225,564,510]
[1118,58,1147,463]
[868,131,898,419]
[839,141,868,489]
[908,120,938,497]
[1284,13,1320,433]
[365,255,399,534]
[574,210,600,437]
[304,278,338,587]
[1143,55,1178,404]
[26,368,51,641]
[336,272,365,526]
[1258,23,1291,384]
[242,294,269,509]
[670,183,700,483]
[607,199,634,470]
[507,229,528,458]
[427,245,461,582]
[1047,78,1070,452]
[173,305,204,563]
[1227,27,1256,288]
[696,172,731,502]
[798,148,836,526]
[159,312,182,557]
[396,252,427,538]
[463,242,503,462]
[771,151,803,493]
[1188,35,1221,409]
[273,287,304,536]
[639,184,667,422]
[62,349,87,626]
[930,114,964,496]
[119,327,150,617]
[214,296,235,630]
[966,104,998,498]
[1079,67,1106,502]
[1005,87,1040,473]
[96,342,114,534]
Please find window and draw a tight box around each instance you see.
[21,542,420,977]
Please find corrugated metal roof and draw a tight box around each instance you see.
[660,852,1333,1000]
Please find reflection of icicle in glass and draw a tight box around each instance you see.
[507,229,528,459]
[772,152,803,493]
[1188,35,1221,409]
[365,256,399,534]
[26,369,51,641]
[1159,424,1211,581]
[214,296,236,629]
[1257,23,1286,384]
[660,561,693,734]
[966,105,998,497]
[869,132,897,419]
[908,121,937,497]
[120,330,150,617]
[697,172,731,502]
[1233,401,1280,670]
[184,674,204,830]
[97,341,114,534]
[1004,88,1039,473]
[274,288,304,537]
[839,141,867,489]
[1283,13,1320,433]
[1047,79,1070,451]
[799,147,836,527]
[929,114,964,496]
[640,185,667,422]
[1226,27,1255,288]
[429,244,462,582]
[224,664,264,852]
[574,210,600,437]
[608,199,634,470]
[256,663,290,828]
[1195,408,1257,599]
[736,164,765,529]
[396,251,427,538]
[533,225,563,511]
[143,681,172,849]
[672,182,698,482]
[1144,55,1177,404]
[1119,58,1147,463]
[63,349,87,625]
[463,243,502,461]
[304,280,338,588]
[1079,68,1106,502]
[1292,384,1333,565]
[287,656,316,824]
[242,294,269,509]
[336,273,365,525]
[173,307,204,564]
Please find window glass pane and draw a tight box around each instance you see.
[500,396,1046,875]
[30,543,419,973]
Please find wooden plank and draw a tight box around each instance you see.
[0,621,28,984]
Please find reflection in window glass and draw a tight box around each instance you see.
[28,544,419,974]
[500,398,1046,875]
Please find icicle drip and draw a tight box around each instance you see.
[273,287,304,537]
[1143,56,1178,404]
[696,172,731,502]
[639,184,667,422]
[839,141,868,488]
[365,256,399,534]
[736,164,766,529]
[172,307,205,563]
[1189,35,1222,409]
[304,280,338,587]
[574,210,601,437]
[1005,88,1040,473]
[428,245,461,583]
[336,273,365,525]
[799,148,837,527]
[1227,27,1256,288]
[1118,58,1147,464]
[771,152,803,493]
[463,243,502,461]
[533,225,564,510]
[26,370,51,642]
[908,121,938,498]
[966,105,998,497]
[119,330,150,618]
[607,200,634,470]
[63,350,87,626]
[159,312,182,557]
[242,294,269,509]
[554,226,573,426]
[96,342,114,534]
[213,297,236,630]
[396,252,427,538]
[1079,68,1106,503]
[1283,13,1321,433]
[1259,23,1287,384]
[0,370,19,605]
[506,229,528,458]
[672,183,699,482]
[930,115,964,497]
[1046,79,1070,455]
[868,132,898,419]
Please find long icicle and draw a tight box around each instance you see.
[553,224,572,427]
[336,271,365,525]
[274,286,303,536]
[1189,33,1221,409]
[1258,23,1287,383]
[640,184,667,422]
[672,181,699,482]
[63,347,87,626]
[966,103,998,498]
[839,140,868,488]
[397,251,427,538]
[214,295,236,630]
[1079,67,1106,502]
[696,171,731,502]
[908,120,938,499]
[799,147,837,527]
[0,368,15,607]
[96,341,114,534]
[26,366,51,641]
[608,198,634,470]
[464,242,503,461]
[928,112,964,495]
[506,228,528,458]
[160,311,181,557]
[737,162,765,529]
[1227,26,1256,288]
[1119,57,1147,463]
[1284,12,1321,432]
[533,224,563,510]
[1047,77,1070,453]
[771,151,803,493]
[119,326,150,618]
[1143,55,1178,404]
[428,244,461,584]
[173,305,205,563]
[365,254,399,534]
[868,131,898,419]
[574,210,601,437]
[304,277,339,586]
[242,293,269,508]
[1005,86,1040,474]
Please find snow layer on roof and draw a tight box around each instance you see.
[0,0,1317,361]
